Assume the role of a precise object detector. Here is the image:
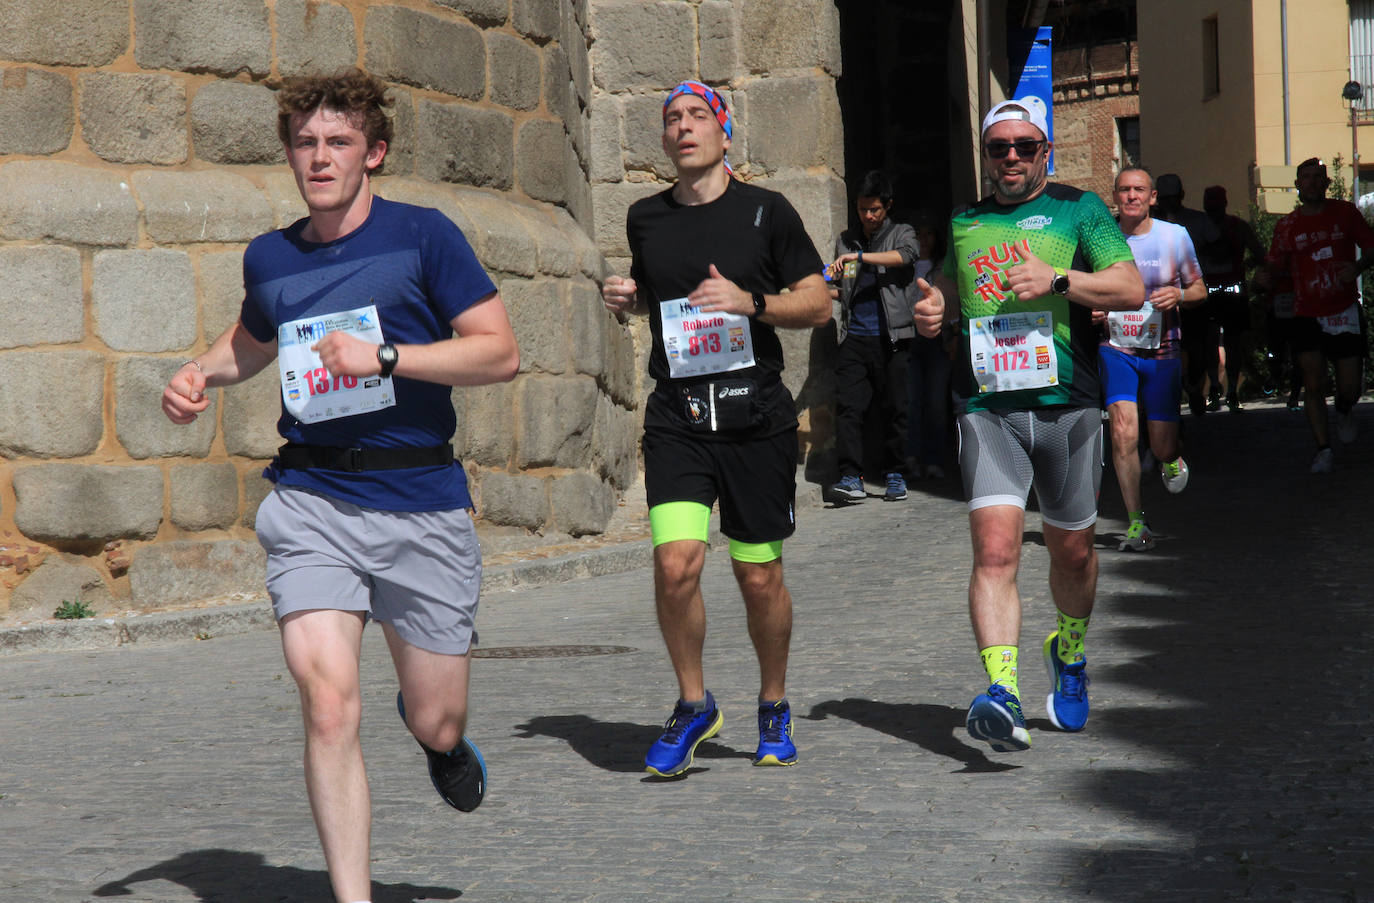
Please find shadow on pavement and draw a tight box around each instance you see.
[1054,404,1374,901]
[512,713,747,773]
[806,698,1019,774]
[91,848,460,902]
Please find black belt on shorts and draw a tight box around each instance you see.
[276,443,454,473]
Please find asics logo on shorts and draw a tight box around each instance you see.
[718,386,749,398]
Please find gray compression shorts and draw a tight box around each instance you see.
[956,407,1103,531]
[255,486,481,655]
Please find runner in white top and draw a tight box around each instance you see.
[1098,167,1206,551]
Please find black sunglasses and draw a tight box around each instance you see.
[984,138,1046,159]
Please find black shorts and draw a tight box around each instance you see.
[1208,286,1251,333]
[643,427,798,544]
[1290,315,1367,360]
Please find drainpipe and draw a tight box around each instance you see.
[1281,0,1291,164]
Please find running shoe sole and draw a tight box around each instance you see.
[645,709,723,777]
[966,694,1031,752]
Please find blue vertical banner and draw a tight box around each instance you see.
[1008,26,1055,175]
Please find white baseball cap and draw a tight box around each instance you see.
[981,97,1049,140]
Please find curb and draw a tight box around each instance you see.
[0,536,658,656]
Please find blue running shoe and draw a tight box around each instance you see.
[644,692,723,777]
[1043,632,1090,732]
[966,685,1031,752]
[397,691,487,811]
[827,474,866,504]
[753,699,797,766]
[883,472,907,501]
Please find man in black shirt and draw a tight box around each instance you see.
[601,80,829,776]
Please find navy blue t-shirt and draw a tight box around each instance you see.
[240,196,496,512]
[847,265,882,337]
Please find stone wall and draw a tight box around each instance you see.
[586,0,847,467]
[0,0,642,618]
[1051,40,1140,206]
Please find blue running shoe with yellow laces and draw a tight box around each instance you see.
[753,699,797,766]
[644,692,723,777]
[966,684,1031,752]
[1043,631,1090,731]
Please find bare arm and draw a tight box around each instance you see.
[162,319,277,424]
[1005,249,1144,312]
[310,292,520,387]
[601,274,646,317]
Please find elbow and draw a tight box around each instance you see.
[501,350,521,382]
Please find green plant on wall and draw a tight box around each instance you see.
[53,599,95,620]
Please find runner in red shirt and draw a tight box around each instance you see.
[1263,158,1374,472]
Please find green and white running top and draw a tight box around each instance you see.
[942,183,1133,413]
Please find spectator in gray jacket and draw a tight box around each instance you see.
[826,170,919,504]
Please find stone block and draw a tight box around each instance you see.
[739,0,840,75]
[134,170,274,244]
[453,187,536,276]
[562,7,590,107]
[79,72,187,165]
[516,118,568,205]
[508,204,577,277]
[275,0,359,78]
[114,357,217,459]
[170,462,240,531]
[606,314,644,407]
[744,77,843,173]
[264,172,309,228]
[415,100,514,190]
[502,278,565,374]
[0,162,135,244]
[475,470,547,530]
[13,464,163,543]
[133,0,271,77]
[9,553,112,616]
[200,249,246,342]
[0,67,73,155]
[592,181,663,257]
[365,6,485,100]
[241,469,273,528]
[514,0,560,42]
[551,207,604,278]
[565,151,592,228]
[0,246,84,349]
[756,169,846,271]
[592,393,638,489]
[699,1,741,83]
[543,44,574,132]
[489,32,542,111]
[622,92,678,179]
[0,351,104,458]
[129,540,266,609]
[590,1,693,91]
[588,94,622,183]
[0,0,127,67]
[383,87,416,177]
[190,80,283,166]
[567,280,606,378]
[222,366,281,459]
[517,374,596,468]
[549,469,613,536]
[431,0,508,26]
[456,382,514,468]
[93,250,197,353]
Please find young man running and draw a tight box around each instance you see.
[913,99,1144,752]
[162,70,519,903]
[601,81,829,776]
[1101,167,1206,551]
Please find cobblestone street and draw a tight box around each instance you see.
[2,401,1371,902]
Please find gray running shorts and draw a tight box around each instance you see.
[956,407,1103,531]
[255,486,481,655]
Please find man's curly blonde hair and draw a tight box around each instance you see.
[276,69,394,173]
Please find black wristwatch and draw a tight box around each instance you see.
[376,342,399,377]
[1051,267,1071,296]
[750,292,767,318]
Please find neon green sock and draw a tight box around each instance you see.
[1055,611,1090,664]
[980,645,1019,698]
[1128,510,1145,525]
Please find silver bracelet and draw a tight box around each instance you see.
[185,360,203,372]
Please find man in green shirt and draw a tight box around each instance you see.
[913,98,1144,752]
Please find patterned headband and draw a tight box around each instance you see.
[663,80,733,173]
